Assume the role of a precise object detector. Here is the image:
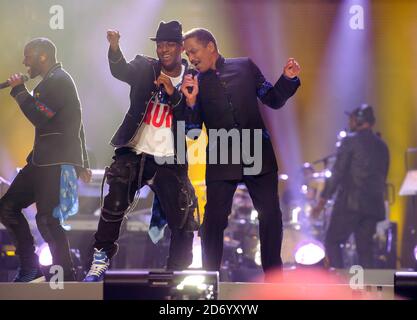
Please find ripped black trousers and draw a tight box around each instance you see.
[94,148,198,270]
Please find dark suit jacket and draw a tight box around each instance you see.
[10,63,89,168]
[185,56,300,182]
[321,129,389,220]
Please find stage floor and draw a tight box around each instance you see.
[0,268,403,300]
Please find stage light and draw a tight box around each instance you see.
[279,174,289,181]
[294,241,325,266]
[172,273,217,300]
[414,245,417,261]
[250,209,258,221]
[91,169,105,175]
[254,243,261,266]
[291,206,302,224]
[338,130,347,139]
[301,185,308,194]
[2,245,16,257]
[190,237,202,269]
[37,244,52,266]
[176,275,206,290]
[324,170,332,178]
[104,270,218,300]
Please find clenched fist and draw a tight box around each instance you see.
[107,29,121,52]
[283,58,301,79]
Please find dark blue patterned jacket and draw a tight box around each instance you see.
[10,63,89,169]
[185,55,300,182]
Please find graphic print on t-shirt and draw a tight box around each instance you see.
[142,100,173,128]
[128,65,185,157]
[133,96,176,157]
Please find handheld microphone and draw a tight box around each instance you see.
[186,66,198,94]
[0,75,29,90]
[157,84,165,100]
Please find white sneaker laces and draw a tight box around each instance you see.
[86,262,108,277]
[86,250,109,277]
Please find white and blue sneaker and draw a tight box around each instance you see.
[13,267,45,283]
[83,249,109,282]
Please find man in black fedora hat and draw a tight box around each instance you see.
[312,104,390,269]
[84,21,199,281]
[150,21,183,43]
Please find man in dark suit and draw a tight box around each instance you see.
[312,104,389,268]
[180,28,301,278]
[0,38,91,282]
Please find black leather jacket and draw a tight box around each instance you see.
[321,129,389,220]
[108,47,190,165]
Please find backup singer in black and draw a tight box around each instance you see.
[0,38,91,282]
[312,105,390,268]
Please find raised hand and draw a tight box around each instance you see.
[107,29,121,52]
[283,58,301,79]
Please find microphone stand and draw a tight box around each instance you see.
[311,153,336,167]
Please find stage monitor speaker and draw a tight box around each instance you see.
[104,269,219,300]
[394,271,417,299]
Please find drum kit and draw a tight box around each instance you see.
[223,160,335,269]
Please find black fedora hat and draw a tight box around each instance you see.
[150,20,183,43]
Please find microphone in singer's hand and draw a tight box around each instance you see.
[0,75,29,90]
[157,84,165,99]
[186,67,198,94]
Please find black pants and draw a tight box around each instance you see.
[0,163,74,276]
[201,171,283,272]
[94,150,197,270]
[325,207,378,269]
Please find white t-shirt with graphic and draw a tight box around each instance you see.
[127,65,185,157]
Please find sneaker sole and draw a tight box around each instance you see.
[29,276,46,283]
